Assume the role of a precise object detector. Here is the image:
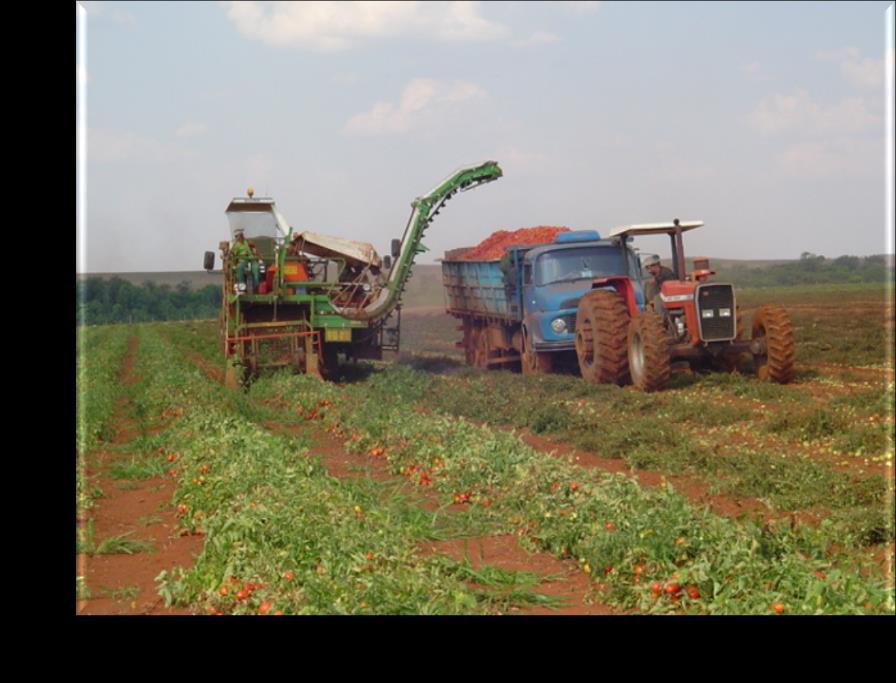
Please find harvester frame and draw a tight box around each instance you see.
[206,162,503,387]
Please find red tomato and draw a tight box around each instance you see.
[650,582,662,596]
[665,583,682,596]
[686,586,700,600]
[258,601,272,615]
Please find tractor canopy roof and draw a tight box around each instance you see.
[608,220,704,240]
[225,196,291,241]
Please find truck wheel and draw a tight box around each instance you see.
[472,326,491,369]
[521,326,553,375]
[628,311,671,391]
[751,305,794,383]
[463,320,477,366]
[575,290,630,385]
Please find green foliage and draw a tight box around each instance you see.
[716,255,892,288]
[76,276,221,326]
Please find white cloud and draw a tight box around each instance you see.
[775,138,878,180]
[223,1,508,51]
[89,128,196,164]
[750,89,879,136]
[817,46,886,90]
[175,122,209,138]
[344,78,486,135]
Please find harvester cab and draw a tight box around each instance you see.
[588,219,796,391]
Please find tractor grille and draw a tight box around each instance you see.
[695,284,736,341]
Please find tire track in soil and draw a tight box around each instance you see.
[77,334,204,616]
[174,349,620,614]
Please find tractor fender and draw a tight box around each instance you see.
[590,277,639,317]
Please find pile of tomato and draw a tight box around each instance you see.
[459,226,571,261]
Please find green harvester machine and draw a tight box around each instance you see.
[204,161,503,387]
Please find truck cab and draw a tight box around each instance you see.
[509,231,646,356]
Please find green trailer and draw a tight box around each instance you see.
[204,161,503,387]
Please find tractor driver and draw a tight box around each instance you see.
[642,254,675,313]
[230,228,261,294]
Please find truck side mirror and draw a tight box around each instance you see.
[203,251,215,271]
[383,255,392,271]
[391,238,401,260]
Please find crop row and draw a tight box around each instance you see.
[126,326,550,614]
[249,365,893,614]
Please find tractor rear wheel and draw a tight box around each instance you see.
[575,290,630,385]
[751,305,795,383]
[521,325,553,375]
[628,311,671,391]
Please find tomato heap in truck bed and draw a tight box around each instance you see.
[458,226,571,261]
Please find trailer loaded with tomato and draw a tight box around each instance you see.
[443,218,795,390]
[442,227,648,374]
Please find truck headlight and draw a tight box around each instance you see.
[701,309,715,319]
[550,318,567,334]
[719,308,731,317]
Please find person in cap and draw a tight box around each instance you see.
[230,228,260,294]
[642,254,675,311]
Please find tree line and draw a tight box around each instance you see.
[77,277,220,326]
[716,253,892,288]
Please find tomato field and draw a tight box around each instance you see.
[76,282,895,615]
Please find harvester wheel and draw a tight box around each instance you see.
[575,290,630,385]
[628,311,671,392]
[224,361,239,390]
[521,325,553,375]
[321,345,339,378]
[751,305,795,383]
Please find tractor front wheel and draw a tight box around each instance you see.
[628,311,671,391]
[751,305,795,383]
[575,290,630,385]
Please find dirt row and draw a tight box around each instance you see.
[77,335,203,616]
[262,417,615,615]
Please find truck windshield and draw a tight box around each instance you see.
[535,247,628,286]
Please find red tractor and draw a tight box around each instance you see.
[574,219,795,391]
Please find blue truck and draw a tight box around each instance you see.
[442,230,648,378]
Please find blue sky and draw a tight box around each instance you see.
[77,1,894,272]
